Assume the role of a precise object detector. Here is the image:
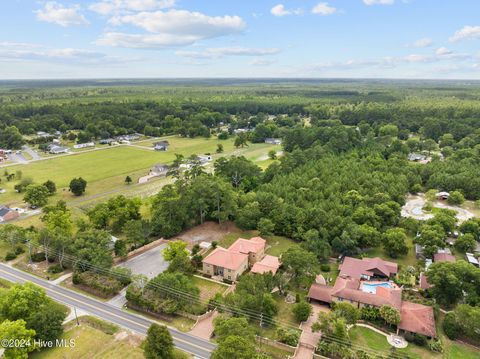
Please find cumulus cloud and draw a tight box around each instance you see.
[35,2,89,27]
[435,47,452,56]
[89,0,176,15]
[270,4,302,17]
[311,3,337,15]
[97,9,245,48]
[411,38,433,48]
[176,47,280,59]
[449,25,480,42]
[363,0,394,5]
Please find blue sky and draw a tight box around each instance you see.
[1,0,480,79]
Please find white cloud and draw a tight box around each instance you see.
[95,32,200,48]
[89,0,176,15]
[311,3,337,16]
[249,59,275,66]
[0,44,126,65]
[110,9,244,33]
[412,38,433,48]
[449,25,480,42]
[270,4,302,17]
[97,9,245,48]
[176,47,280,59]
[363,0,394,5]
[35,2,89,27]
[435,47,452,56]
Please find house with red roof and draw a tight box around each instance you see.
[202,236,280,281]
[307,256,436,339]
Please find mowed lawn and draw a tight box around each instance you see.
[0,136,280,207]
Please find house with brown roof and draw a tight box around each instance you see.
[202,247,249,282]
[398,302,437,338]
[433,252,456,263]
[0,206,20,222]
[338,256,398,280]
[251,255,281,275]
[202,236,280,281]
[307,256,436,339]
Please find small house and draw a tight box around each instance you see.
[408,153,427,162]
[0,206,20,222]
[435,191,450,200]
[153,141,169,151]
[265,138,282,145]
[73,142,95,149]
[49,145,69,154]
[150,164,169,177]
[99,138,115,145]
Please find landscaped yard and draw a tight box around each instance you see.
[365,236,418,268]
[192,275,229,300]
[349,326,440,359]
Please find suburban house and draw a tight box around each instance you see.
[202,236,280,281]
[150,164,169,176]
[307,256,436,339]
[433,252,456,263]
[48,144,69,154]
[265,138,282,145]
[99,138,115,145]
[251,255,281,275]
[73,142,95,149]
[138,163,169,184]
[338,256,398,280]
[0,206,20,222]
[153,141,169,151]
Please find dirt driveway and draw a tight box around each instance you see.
[176,221,239,247]
[402,193,475,223]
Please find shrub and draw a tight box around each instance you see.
[320,264,330,272]
[429,339,444,353]
[4,252,16,261]
[412,333,427,346]
[276,328,300,347]
[14,246,25,255]
[47,264,63,274]
[110,267,132,286]
[293,301,312,322]
[404,332,415,343]
[31,252,46,262]
[442,312,459,340]
[73,271,124,296]
[360,306,380,322]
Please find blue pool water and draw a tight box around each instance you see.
[360,282,393,294]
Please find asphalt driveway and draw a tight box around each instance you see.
[117,242,169,279]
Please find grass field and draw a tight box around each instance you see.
[31,324,144,359]
[0,137,280,212]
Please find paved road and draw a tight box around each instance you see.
[0,264,215,358]
[118,243,169,279]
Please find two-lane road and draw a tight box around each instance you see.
[0,264,215,358]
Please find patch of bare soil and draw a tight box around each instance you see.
[176,221,239,246]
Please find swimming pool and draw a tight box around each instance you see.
[360,282,393,294]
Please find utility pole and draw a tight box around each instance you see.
[74,306,79,326]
